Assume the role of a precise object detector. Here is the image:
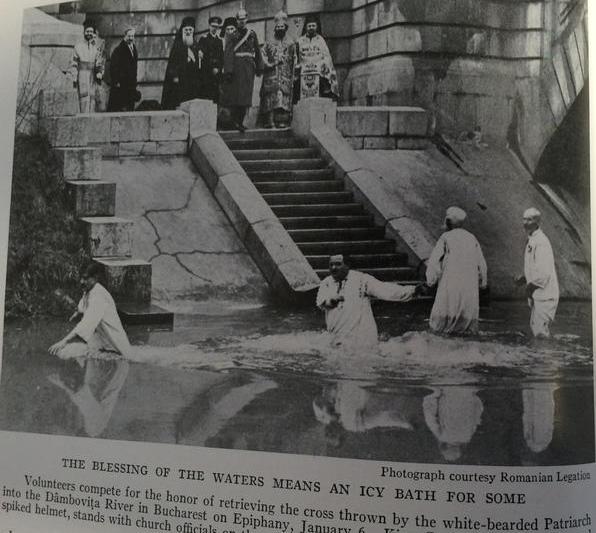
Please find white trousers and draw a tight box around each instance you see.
[529,298,558,338]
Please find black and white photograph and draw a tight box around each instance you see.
[0,0,592,468]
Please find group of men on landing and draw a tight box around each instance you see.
[68,10,338,132]
[67,19,138,113]
[160,8,338,131]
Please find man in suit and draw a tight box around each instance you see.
[107,27,139,111]
[197,16,224,103]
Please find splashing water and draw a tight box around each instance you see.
[123,329,591,385]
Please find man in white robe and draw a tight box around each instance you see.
[426,207,488,335]
[67,19,105,114]
[516,207,559,338]
[316,255,417,350]
[423,387,484,462]
[47,359,129,437]
[49,263,131,359]
[294,14,339,101]
[522,383,557,453]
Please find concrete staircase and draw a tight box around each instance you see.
[220,128,417,283]
[54,145,172,325]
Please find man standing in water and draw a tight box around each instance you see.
[425,206,488,335]
[516,207,559,338]
[49,263,131,359]
[316,255,418,350]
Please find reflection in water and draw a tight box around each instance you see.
[0,301,593,465]
[176,374,277,446]
[423,387,483,462]
[315,381,414,432]
[313,381,414,449]
[47,359,129,438]
[523,383,557,453]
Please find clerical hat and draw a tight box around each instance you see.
[301,13,321,35]
[180,16,196,30]
[83,18,97,30]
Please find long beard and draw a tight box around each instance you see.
[274,30,286,39]
[182,35,194,47]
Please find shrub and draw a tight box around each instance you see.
[5,134,87,317]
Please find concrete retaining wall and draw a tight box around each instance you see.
[103,155,269,302]
[337,106,430,150]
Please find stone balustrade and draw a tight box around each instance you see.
[41,109,190,157]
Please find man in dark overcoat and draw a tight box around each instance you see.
[197,16,224,103]
[221,8,263,131]
[107,27,139,111]
[161,17,202,110]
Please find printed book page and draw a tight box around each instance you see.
[0,0,594,532]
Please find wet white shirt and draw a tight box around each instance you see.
[317,270,415,349]
[73,283,131,356]
[524,229,559,301]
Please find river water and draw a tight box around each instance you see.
[0,301,593,466]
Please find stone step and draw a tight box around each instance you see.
[219,128,293,141]
[271,203,365,217]
[288,227,385,242]
[255,180,344,194]
[232,148,318,160]
[93,257,151,304]
[66,180,116,217]
[54,147,101,181]
[306,253,409,269]
[315,267,416,281]
[279,215,374,229]
[248,169,335,182]
[240,158,329,171]
[225,137,308,150]
[79,216,133,258]
[117,302,173,326]
[297,240,396,255]
[263,191,353,204]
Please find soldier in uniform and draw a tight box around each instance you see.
[197,16,224,103]
[221,8,263,131]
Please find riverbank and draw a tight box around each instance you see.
[5,134,86,318]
